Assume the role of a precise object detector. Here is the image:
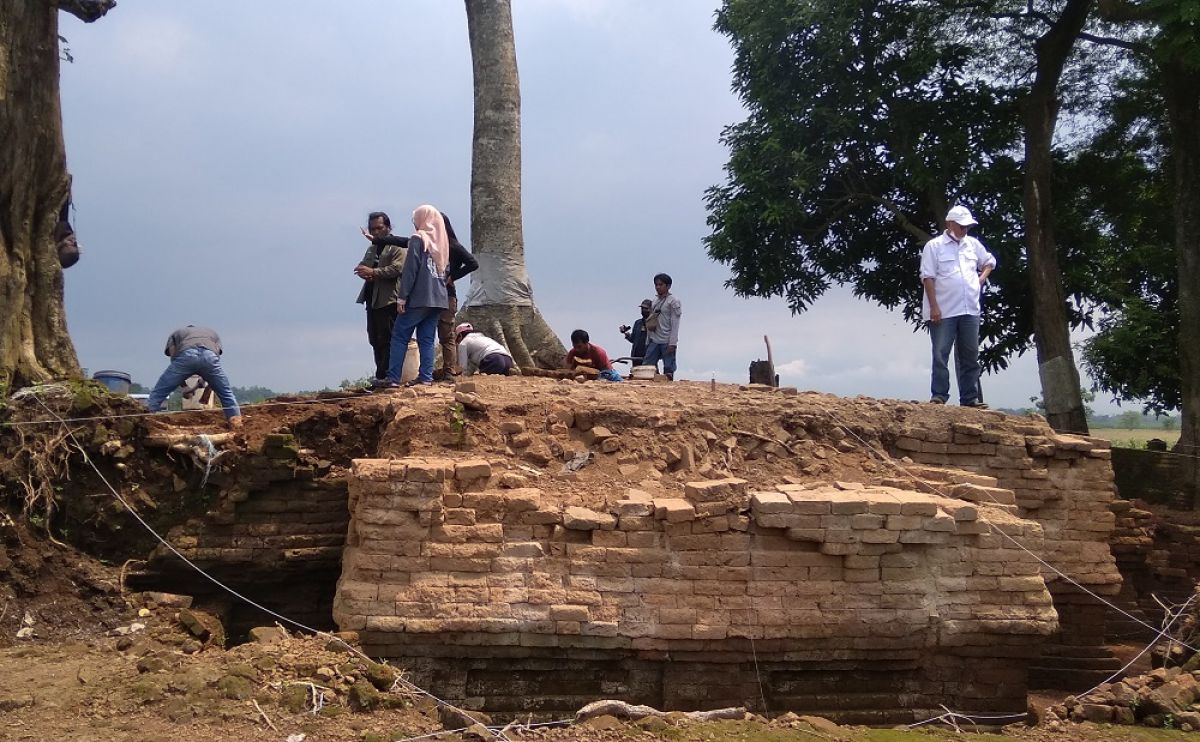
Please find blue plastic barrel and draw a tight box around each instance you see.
[92,370,132,395]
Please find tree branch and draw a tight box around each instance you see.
[58,0,116,23]
[1077,31,1144,51]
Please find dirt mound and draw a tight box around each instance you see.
[2,375,1082,739]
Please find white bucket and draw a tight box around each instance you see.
[400,339,421,383]
[630,365,657,380]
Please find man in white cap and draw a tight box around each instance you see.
[454,323,515,376]
[920,205,996,407]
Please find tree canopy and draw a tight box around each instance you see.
[705,0,1116,374]
[705,0,1194,429]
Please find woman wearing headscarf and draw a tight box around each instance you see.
[380,204,450,387]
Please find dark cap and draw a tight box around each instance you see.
[639,299,653,308]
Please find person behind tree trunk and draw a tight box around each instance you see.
[435,213,479,379]
[920,205,996,408]
[353,211,408,385]
[147,325,242,429]
[620,299,652,362]
[566,329,622,382]
[379,205,450,387]
[454,322,514,375]
[642,273,682,380]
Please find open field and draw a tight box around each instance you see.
[1089,428,1181,448]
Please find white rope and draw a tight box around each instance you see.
[196,434,226,489]
[1075,591,1200,702]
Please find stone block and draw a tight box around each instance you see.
[653,499,696,523]
[549,605,590,622]
[563,506,617,531]
[851,514,885,530]
[683,478,748,502]
[454,460,492,484]
[406,461,451,483]
[750,491,793,514]
[924,511,957,532]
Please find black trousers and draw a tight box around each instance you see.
[366,304,396,379]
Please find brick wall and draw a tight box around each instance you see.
[1111,447,1198,509]
[885,419,1122,686]
[334,458,1059,720]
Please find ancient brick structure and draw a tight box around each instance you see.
[135,433,349,638]
[1108,499,1200,642]
[883,420,1122,687]
[333,457,1063,721]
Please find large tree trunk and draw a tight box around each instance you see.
[459,0,565,370]
[0,1,78,393]
[1021,0,1091,435]
[1163,59,1200,457]
[0,1,110,394]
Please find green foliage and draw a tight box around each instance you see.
[706,0,1108,373]
[1071,61,1180,415]
[1119,409,1143,429]
[1029,388,1095,420]
[339,377,373,391]
[447,403,467,447]
[231,385,276,404]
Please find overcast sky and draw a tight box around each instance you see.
[56,0,1128,413]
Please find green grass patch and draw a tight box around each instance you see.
[1090,428,1180,450]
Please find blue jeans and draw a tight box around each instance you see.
[643,342,677,378]
[388,306,441,383]
[929,314,981,404]
[147,348,241,419]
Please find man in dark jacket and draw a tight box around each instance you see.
[354,212,408,383]
[620,299,652,362]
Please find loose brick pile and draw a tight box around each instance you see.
[333,458,1059,720]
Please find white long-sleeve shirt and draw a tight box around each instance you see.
[457,333,512,375]
[919,231,996,320]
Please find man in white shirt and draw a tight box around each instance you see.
[920,206,996,407]
[643,273,683,380]
[454,323,515,376]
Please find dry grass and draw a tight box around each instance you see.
[1089,427,1181,449]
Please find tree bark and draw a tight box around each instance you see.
[1021,0,1092,435]
[459,0,565,370]
[0,0,102,394]
[1162,59,1200,456]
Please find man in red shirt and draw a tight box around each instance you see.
[565,329,613,374]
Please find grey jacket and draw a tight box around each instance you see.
[165,326,222,357]
[394,236,449,310]
[356,237,408,309]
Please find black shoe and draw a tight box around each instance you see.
[929,397,946,405]
[962,400,989,409]
[404,379,433,387]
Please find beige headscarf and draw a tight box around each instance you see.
[410,204,449,275]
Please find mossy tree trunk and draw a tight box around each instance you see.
[458,0,565,370]
[0,0,112,393]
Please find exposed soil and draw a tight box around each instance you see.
[0,376,1181,740]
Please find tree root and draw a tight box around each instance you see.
[575,699,747,723]
[732,429,796,455]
